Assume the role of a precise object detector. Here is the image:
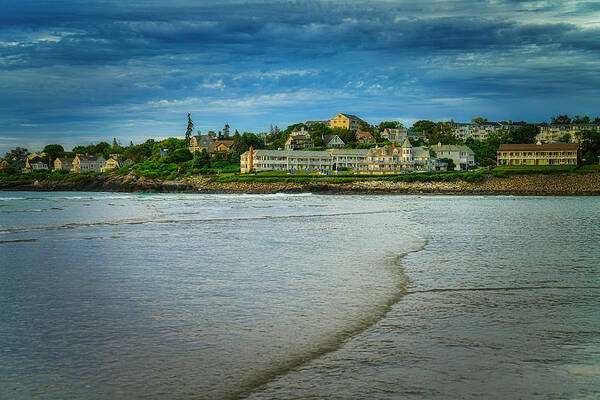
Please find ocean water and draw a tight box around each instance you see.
[0,192,599,399]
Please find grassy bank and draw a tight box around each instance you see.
[0,170,102,185]
[3,165,599,189]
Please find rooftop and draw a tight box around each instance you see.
[498,143,580,151]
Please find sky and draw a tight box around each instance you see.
[1,0,600,153]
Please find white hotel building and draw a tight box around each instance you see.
[240,149,369,173]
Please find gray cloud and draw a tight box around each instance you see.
[1,0,599,153]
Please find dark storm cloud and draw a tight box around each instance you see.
[2,1,600,67]
[1,0,599,153]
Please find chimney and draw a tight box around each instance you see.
[85,152,89,157]
[248,146,254,171]
[392,142,395,148]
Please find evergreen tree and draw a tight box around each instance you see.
[551,115,571,124]
[198,148,210,168]
[232,131,243,153]
[113,138,118,147]
[42,144,65,165]
[185,113,194,144]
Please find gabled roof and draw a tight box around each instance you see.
[498,143,579,151]
[366,145,399,157]
[28,156,47,164]
[209,139,234,151]
[213,139,234,146]
[337,113,364,122]
[431,144,475,154]
[305,120,328,126]
[328,149,369,156]
[242,149,332,158]
[191,134,215,147]
[75,154,105,162]
[401,138,412,148]
[356,130,375,139]
[323,134,344,144]
[412,147,430,158]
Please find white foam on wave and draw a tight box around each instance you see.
[208,192,314,199]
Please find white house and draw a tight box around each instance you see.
[430,143,475,170]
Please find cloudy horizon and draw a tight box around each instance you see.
[2,0,600,153]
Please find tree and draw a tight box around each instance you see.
[42,144,65,165]
[232,131,244,153]
[576,130,600,164]
[230,150,241,163]
[509,124,539,144]
[582,151,597,164]
[5,147,28,161]
[241,132,264,151]
[551,114,571,124]
[572,115,590,125]
[410,120,436,136]
[94,142,111,156]
[306,122,330,147]
[154,138,187,156]
[442,158,456,171]
[185,113,194,145]
[193,149,210,168]
[269,124,282,140]
[113,138,118,147]
[166,148,193,163]
[130,140,134,147]
[331,127,357,146]
[428,122,458,144]
[558,133,572,143]
[594,117,600,124]
[378,121,404,131]
[471,117,488,123]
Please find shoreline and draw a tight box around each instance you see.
[2,171,600,196]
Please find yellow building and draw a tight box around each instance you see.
[208,139,234,154]
[497,143,579,166]
[54,157,74,171]
[328,113,365,131]
[358,140,438,174]
[537,124,600,143]
[71,154,106,173]
[101,154,132,172]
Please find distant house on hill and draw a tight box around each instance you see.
[101,154,132,172]
[72,154,105,173]
[430,143,475,171]
[208,139,235,154]
[189,132,216,153]
[381,128,408,143]
[285,127,314,150]
[23,155,48,173]
[305,120,328,127]
[54,157,75,171]
[328,113,366,131]
[536,123,600,144]
[355,130,376,143]
[323,134,345,148]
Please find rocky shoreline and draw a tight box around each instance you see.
[2,171,600,195]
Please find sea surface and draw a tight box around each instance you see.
[1,191,599,399]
